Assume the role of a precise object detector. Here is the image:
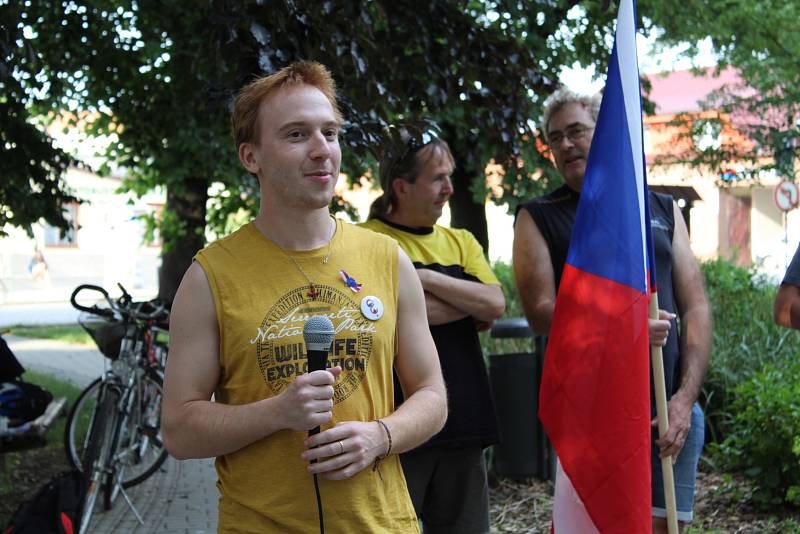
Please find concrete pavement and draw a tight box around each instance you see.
[5,335,219,533]
[0,302,82,329]
[89,456,218,534]
[5,335,105,387]
[0,290,159,329]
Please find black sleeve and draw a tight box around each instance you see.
[783,243,800,286]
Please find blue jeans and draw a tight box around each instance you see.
[652,402,705,522]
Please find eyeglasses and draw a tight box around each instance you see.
[548,124,593,147]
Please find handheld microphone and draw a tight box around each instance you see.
[303,315,334,436]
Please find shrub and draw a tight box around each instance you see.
[709,359,800,507]
[490,260,523,318]
[484,256,800,507]
[699,258,800,442]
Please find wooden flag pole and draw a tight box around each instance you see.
[649,293,679,534]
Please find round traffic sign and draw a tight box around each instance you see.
[774,180,799,212]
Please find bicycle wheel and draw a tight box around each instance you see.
[114,370,168,488]
[65,378,101,470]
[78,384,120,534]
[66,373,168,488]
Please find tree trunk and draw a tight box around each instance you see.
[158,177,208,304]
[449,163,489,252]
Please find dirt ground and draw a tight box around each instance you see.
[488,470,800,533]
[3,447,799,532]
[0,444,71,524]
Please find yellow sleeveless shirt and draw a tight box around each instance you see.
[194,219,418,534]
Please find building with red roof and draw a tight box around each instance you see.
[644,66,797,278]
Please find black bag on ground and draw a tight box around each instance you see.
[0,381,53,427]
[3,470,85,534]
[0,336,25,382]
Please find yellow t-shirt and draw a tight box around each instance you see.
[194,219,418,534]
[359,219,499,286]
[359,218,501,448]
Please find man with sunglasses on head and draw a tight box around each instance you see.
[361,128,505,534]
[162,62,447,533]
[513,88,711,533]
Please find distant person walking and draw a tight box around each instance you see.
[28,250,49,283]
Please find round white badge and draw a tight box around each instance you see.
[360,296,384,321]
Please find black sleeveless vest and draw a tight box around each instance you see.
[518,185,680,410]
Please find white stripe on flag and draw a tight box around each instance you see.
[553,460,600,534]
[615,0,648,281]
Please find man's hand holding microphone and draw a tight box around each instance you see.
[286,316,390,481]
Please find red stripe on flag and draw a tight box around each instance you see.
[540,264,652,532]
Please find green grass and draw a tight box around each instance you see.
[4,324,92,345]
[687,518,800,533]
[21,369,83,404]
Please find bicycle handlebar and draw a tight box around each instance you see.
[70,284,116,319]
[70,284,169,323]
[133,299,169,322]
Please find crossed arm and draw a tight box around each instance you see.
[162,248,447,480]
[417,267,505,326]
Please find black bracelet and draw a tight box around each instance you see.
[372,419,392,479]
[375,419,392,457]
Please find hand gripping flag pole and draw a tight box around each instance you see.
[649,294,679,534]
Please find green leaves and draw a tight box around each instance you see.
[710,359,800,507]
[0,4,79,235]
[700,258,800,508]
[641,0,800,182]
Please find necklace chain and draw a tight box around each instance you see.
[283,219,336,298]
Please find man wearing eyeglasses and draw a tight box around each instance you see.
[513,89,711,533]
[361,128,505,534]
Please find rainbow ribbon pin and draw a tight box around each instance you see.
[339,270,362,293]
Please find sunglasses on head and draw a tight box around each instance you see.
[404,129,438,153]
[384,127,439,178]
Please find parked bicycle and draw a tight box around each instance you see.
[65,283,169,533]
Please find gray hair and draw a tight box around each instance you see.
[541,88,602,142]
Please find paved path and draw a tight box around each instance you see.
[5,335,219,533]
[0,302,82,328]
[5,335,105,387]
[90,457,218,534]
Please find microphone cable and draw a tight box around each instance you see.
[312,470,325,534]
[303,315,334,534]
[308,427,325,534]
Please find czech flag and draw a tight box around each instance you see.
[538,0,656,532]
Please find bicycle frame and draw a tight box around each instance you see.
[67,283,169,533]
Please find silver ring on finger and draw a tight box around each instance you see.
[338,440,344,455]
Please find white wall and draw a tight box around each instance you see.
[752,186,800,281]
[0,168,163,305]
